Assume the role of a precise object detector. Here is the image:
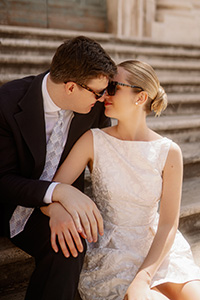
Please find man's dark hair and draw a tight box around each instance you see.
[50,36,117,84]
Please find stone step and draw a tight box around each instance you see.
[0,38,59,56]
[181,176,200,219]
[0,237,34,297]
[1,53,200,73]
[104,40,200,60]
[147,114,200,143]
[166,93,200,115]
[169,93,200,105]
[0,283,28,300]
[180,142,200,179]
[1,25,200,59]
[0,23,200,300]
[0,25,112,42]
[1,41,200,84]
[180,142,200,165]
[1,47,200,69]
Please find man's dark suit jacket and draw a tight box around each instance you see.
[0,72,110,237]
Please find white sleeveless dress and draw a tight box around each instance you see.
[78,128,200,300]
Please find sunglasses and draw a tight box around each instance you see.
[64,82,106,99]
[77,83,106,99]
[107,81,143,96]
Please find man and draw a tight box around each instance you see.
[0,36,117,299]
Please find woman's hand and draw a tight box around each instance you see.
[124,282,152,300]
[123,270,152,300]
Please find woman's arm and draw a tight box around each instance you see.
[54,129,94,184]
[124,142,183,299]
[52,130,104,239]
[42,130,104,254]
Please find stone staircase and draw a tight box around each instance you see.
[0,25,200,299]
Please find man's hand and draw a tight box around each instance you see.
[52,183,104,243]
[41,202,84,258]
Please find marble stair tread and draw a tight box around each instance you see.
[0,238,32,267]
[0,25,112,41]
[168,93,200,104]
[1,24,200,48]
[106,43,200,58]
[158,74,200,85]
[1,38,200,68]
[179,142,200,164]
[0,54,51,65]
[1,52,200,71]
[0,38,59,56]
[147,114,200,131]
[1,24,200,59]
[180,176,200,218]
[142,59,200,70]
[0,37,61,49]
[0,283,28,300]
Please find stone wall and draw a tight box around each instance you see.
[106,0,200,44]
[0,0,108,32]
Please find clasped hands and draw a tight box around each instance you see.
[41,183,104,258]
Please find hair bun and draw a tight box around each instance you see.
[151,86,167,116]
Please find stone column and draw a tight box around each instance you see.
[152,0,200,43]
[143,0,156,37]
[106,0,200,43]
[106,0,121,35]
[106,0,145,38]
[155,0,193,22]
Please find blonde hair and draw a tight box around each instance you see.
[118,60,167,116]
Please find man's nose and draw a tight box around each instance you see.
[97,90,109,102]
[97,96,105,102]
[97,95,104,102]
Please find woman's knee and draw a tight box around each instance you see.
[155,280,200,300]
[179,280,200,300]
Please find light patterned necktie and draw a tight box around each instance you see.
[10,110,66,238]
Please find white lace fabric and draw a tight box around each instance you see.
[78,128,200,300]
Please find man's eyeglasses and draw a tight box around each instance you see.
[77,83,107,99]
[107,81,143,96]
[64,82,106,99]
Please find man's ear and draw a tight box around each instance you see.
[65,82,75,94]
[135,91,148,105]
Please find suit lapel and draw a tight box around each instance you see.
[14,73,46,173]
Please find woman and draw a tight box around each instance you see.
[44,60,200,300]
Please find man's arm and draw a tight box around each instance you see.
[0,112,50,207]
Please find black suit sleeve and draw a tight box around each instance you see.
[0,102,50,208]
